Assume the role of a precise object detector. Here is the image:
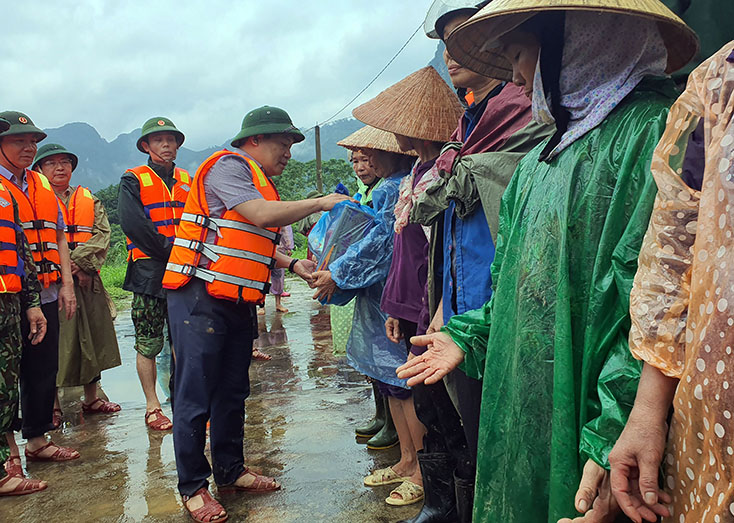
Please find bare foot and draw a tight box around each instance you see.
[275,305,289,313]
[257,308,265,316]
[252,349,272,361]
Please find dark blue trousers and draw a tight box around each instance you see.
[168,279,255,496]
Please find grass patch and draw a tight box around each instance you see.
[101,263,132,309]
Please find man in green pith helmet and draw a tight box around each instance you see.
[0,116,49,496]
[118,117,191,432]
[162,106,349,521]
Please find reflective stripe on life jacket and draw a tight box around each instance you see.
[0,180,24,293]
[2,170,61,288]
[162,150,281,304]
[125,165,191,261]
[57,186,95,250]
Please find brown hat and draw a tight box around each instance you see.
[352,66,463,143]
[445,0,699,80]
[337,125,418,156]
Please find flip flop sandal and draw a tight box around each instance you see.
[4,456,23,477]
[363,466,409,487]
[385,480,424,506]
[25,441,80,462]
[52,408,63,430]
[82,398,122,414]
[182,487,228,523]
[145,408,172,431]
[218,467,281,493]
[0,474,47,497]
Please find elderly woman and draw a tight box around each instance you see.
[33,143,121,423]
[397,1,698,521]
[609,43,734,523]
[312,125,419,505]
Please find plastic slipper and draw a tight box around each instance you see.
[25,441,80,462]
[4,456,23,477]
[386,480,424,506]
[363,466,410,487]
[0,474,47,497]
[82,398,121,414]
[218,467,280,493]
[145,408,172,431]
[52,408,63,430]
[182,487,228,523]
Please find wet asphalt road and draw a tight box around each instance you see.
[5,279,418,522]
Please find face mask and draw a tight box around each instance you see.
[531,54,555,125]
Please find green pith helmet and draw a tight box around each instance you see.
[230,106,305,148]
[0,111,47,141]
[0,118,9,134]
[136,117,185,153]
[33,143,79,172]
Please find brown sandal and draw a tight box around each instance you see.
[4,456,23,477]
[25,441,80,462]
[218,467,280,493]
[52,408,63,430]
[82,398,121,414]
[145,408,172,431]
[0,474,47,496]
[182,487,228,522]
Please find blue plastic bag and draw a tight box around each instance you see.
[308,201,377,305]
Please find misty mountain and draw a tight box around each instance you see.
[42,42,452,192]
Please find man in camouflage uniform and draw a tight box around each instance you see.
[0,115,49,495]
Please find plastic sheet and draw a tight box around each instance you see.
[442,79,677,522]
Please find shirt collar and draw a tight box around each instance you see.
[0,165,29,192]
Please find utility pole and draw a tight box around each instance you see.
[314,124,323,194]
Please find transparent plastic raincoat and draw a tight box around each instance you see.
[442,78,678,522]
[629,44,734,522]
[329,174,409,387]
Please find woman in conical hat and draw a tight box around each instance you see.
[609,42,734,523]
[397,1,698,522]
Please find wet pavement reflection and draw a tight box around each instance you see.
[5,279,418,522]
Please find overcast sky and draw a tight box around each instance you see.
[2,1,439,150]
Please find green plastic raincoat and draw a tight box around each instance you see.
[442,78,678,522]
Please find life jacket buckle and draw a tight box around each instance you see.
[181,264,197,277]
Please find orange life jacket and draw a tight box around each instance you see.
[3,170,62,288]
[162,150,281,304]
[0,180,23,294]
[57,186,95,250]
[125,165,191,261]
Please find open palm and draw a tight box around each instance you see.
[396,332,464,386]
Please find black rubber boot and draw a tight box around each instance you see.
[398,452,458,523]
[366,396,398,449]
[454,470,474,523]
[356,382,385,438]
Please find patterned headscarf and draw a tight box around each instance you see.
[532,11,668,160]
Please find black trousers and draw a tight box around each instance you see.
[398,317,476,479]
[168,279,255,496]
[18,300,59,439]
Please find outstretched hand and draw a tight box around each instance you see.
[293,258,317,284]
[558,460,620,523]
[395,332,464,386]
[319,193,354,212]
[311,270,337,302]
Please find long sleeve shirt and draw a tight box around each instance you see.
[118,159,176,298]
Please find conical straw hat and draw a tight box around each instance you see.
[445,0,700,80]
[337,125,418,156]
[352,66,464,143]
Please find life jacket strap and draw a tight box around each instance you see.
[166,262,270,293]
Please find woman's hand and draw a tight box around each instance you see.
[609,406,671,523]
[558,460,620,523]
[311,270,337,302]
[396,332,464,386]
[385,316,403,343]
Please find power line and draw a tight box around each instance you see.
[309,22,423,131]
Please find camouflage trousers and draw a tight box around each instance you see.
[0,320,22,478]
[131,293,168,359]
